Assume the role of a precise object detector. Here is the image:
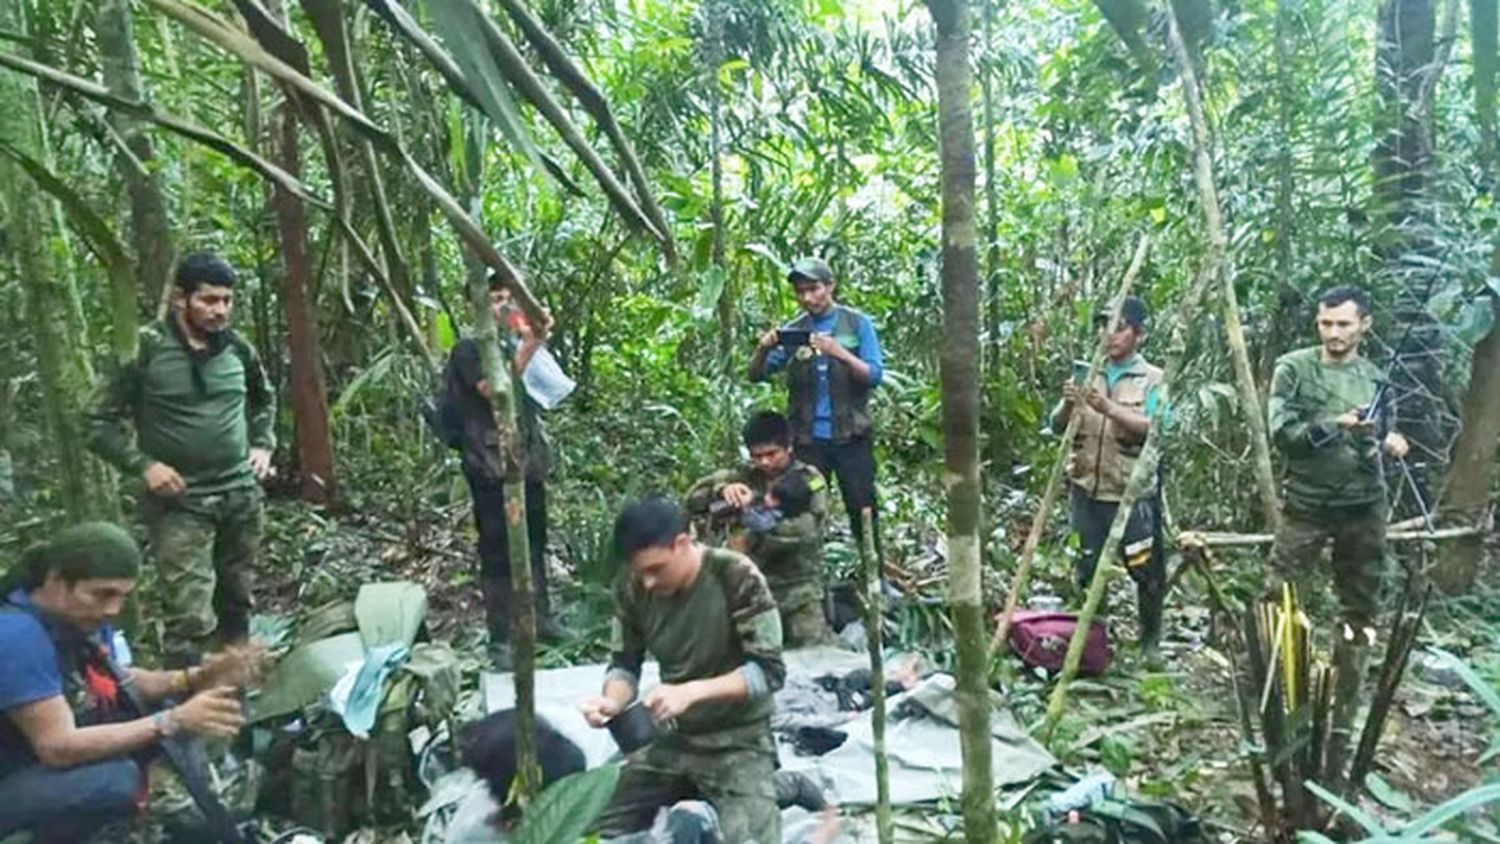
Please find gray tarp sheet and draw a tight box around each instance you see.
[479,646,1055,808]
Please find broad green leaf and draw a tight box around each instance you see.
[1364,772,1416,814]
[1303,779,1387,836]
[1429,648,1500,720]
[509,764,622,844]
[1401,783,1500,838]
[695,266,728,317]
[425,0,547,178]
[1453,297,1497,346]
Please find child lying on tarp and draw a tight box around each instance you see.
[459,709,834,843]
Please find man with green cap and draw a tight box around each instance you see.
[0,522,256,841]
[749,257,885,555]
[87,252,275,667]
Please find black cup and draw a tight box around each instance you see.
[607,702,657,753]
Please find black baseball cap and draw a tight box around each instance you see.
[1094,296,1149,330]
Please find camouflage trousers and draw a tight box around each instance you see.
[143,487,263,666]
[596,722,779,844]
[1268,502,1386,628]
[770,579,832,649]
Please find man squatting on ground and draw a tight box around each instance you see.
[1050,296,1167,658]
[87,252,275,668]
[686,410,834,648]
[445,276,566,668]
[0,523,259,841]
[581,497,785,844]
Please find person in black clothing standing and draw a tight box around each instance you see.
[445,276,566,668]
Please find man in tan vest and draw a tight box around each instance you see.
[1050,296,1167,661]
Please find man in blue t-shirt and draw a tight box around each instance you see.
[0,522,255,840]
[750,257,885,556]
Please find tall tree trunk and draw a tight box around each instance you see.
[0,0,105,519]
[1375,0,1450,503]
[1435,0,1500,591]
[981,0,1001,378]
[1258,0,1298,390]
[925,1,995,841]
[1172,1,1282,529]
[267,0,336,505]
[97,0,175,337]
[706,1,732,370]
[1475,0,1498,169]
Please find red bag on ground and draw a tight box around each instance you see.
[1006,610,1111,676]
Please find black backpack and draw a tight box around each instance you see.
[421,353,466,450]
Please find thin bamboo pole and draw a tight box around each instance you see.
[860,509,893,844]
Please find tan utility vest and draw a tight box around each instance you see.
[1067,356,1164,502]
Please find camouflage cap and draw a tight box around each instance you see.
[787,257,834,285]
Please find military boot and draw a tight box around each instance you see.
[532,557,569,643]
[1138,578,1166,670]
[482,576,513,671]
[1324,624,1372,792]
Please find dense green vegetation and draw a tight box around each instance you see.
[2,0,1500,839]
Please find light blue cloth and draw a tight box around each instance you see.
[334,642,410,738]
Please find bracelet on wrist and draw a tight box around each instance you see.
[152,708,179,738]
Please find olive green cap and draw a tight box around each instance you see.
[787,257,834,284]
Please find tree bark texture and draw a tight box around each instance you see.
[1375,0,1453,500]
[265,2,337,505]
[925,1,996,840]
[1258,0,1298,391]
[1168,3,1282,531]
[0,0,105,520]
[1475,0,1498,168]
[1434,0,1500,590]
[98,0,175,329]
[464,254,542,806]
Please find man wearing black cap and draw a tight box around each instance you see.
[0,522,255,840]
[1050,296,1167,660]
[749,257,885,554]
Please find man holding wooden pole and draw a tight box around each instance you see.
[1050,295,1167,662]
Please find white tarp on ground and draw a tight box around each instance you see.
[479,646,1056,808]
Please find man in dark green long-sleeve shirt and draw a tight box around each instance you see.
[1267,285,1409,630]
[87,252,275,666]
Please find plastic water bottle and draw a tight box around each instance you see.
[1044,771,1115,820]
[111,629,134,668]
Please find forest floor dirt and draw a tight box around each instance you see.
[247,497,1499,841]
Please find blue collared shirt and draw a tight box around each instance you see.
[760,308,884,441]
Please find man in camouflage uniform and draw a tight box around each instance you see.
[686,411,832,647]
[1268,285,1409,628]
[1268,285,1410,788]
[582,497,784,844]
[88,253,275,667]
[1050,296,1167,658]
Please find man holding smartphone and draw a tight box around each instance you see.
[749,257,885,556]
[1049,295,1166,662]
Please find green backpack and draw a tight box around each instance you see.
[1025,797,1204,844]
[249,583,461,839]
